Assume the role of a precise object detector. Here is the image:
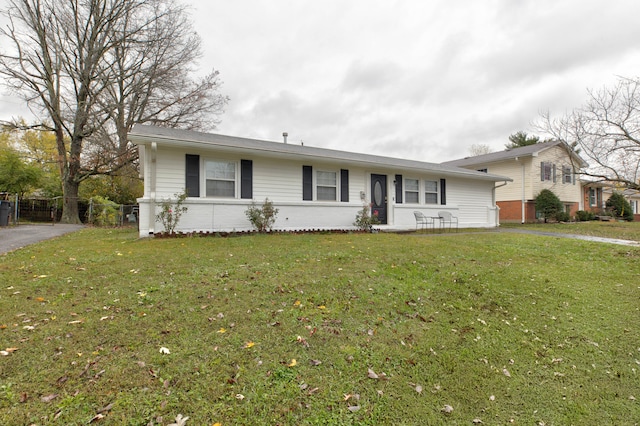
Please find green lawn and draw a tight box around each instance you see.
[1,228,639,425]
[502,220,640,242]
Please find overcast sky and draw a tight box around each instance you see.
[3,0,640,163]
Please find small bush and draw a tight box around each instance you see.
[606,191,633,221]
[245,198,279,232]
[575,210,595,221]
[88,196,119,226]
[353,203,379,231]
[535,189,563,223]
[555,211,571,222]
[156,190,189,234]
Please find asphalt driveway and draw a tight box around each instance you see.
[0,224,85,255]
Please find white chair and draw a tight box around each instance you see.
[438,211,458,232]
[413,211,433,231]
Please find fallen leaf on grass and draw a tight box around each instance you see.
[97,403,113,413]
[159,347,170,354]
[88,413,105,423]
[41,394,58,403]
[441,404,454,414]
[415,385,423,394]
[1,347,18,356]
[502,368,511,377]
[473,419,484,424]
[347,405,360,412]
[309,359,322,366]
[235,394,245,400]
[243,341,255,349]
[287,359,297,367]
[19,392,27,403]
[168,414,189,426]
[367,368,388,380]
[217,328,226,333]
[296,335,309,348]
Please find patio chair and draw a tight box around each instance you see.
[413,211,433,231]
[438,211,458,232]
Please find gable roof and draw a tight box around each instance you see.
[442,140,588,168]
[129,124,512,182]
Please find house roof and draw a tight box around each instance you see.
[129,124,512,182]
[442,140,588,168]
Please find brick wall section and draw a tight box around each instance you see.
[498,200,579,223]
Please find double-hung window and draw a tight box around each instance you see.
[316,170,337,201]
[541,162,554,182]
[404,178,419,203]
[205,160,236,197]
[425,180,438,204]
[562,166,573,184]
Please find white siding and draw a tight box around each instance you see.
[531,146,581,203]
[137,144,501,236]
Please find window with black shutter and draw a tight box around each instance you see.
[302,166,313,201]
[340,169,349,202]
[240,159,253,199]
[185,154,200,197]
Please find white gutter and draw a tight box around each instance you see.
[515,157,526,223]
[149,142,157,234]
[493,180,509,226]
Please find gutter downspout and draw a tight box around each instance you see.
[493,181,509,226]
[515,157,525,223]
[149,142,157,235]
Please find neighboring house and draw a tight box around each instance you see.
[582,181,640,221]
[128,125,512,236]
[443,141,588,223]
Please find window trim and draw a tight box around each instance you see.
[316,169,338,201]
[404,178,420,204]
[424,179,439,204]
[204,159,238,198]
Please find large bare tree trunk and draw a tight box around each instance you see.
[61,179,81,224]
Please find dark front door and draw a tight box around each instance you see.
[371,174,387,224]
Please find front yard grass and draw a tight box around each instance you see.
[1,228,639,425]
[502,220,640,242]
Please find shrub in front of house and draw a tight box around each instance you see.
[575,210,595,221]
[606,191,633,221]
[535,189,563,223]
[554,211,571,222]
[245,198,279,232]
[353,203,379,232]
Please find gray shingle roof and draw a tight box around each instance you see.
[442,140,588,168]
[129,124,512,182]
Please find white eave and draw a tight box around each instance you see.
[129,124,512,183]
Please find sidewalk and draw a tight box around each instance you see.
[0,224,85,255]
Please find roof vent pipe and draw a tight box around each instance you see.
[283,132,288,144]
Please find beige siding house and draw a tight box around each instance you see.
[129,125,512,236]
[443,141,588,223]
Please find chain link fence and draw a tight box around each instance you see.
[3,195,138,227]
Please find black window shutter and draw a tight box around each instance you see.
[340,169,349,202]
[552,164,556,183]
[395,174,403,204]
[185,154,200,197]
[303,166,313,201]
[541,162,545,181]
[240,159,253,199]
[440,178,446,205]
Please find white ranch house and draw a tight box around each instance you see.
[129,125,511,236]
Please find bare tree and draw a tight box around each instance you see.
[468,143,493,156]
[0,0,227,223]
[537,77,640,190]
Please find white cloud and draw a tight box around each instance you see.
[3,0,640,163]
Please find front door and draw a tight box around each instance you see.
[371,174,387,224]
